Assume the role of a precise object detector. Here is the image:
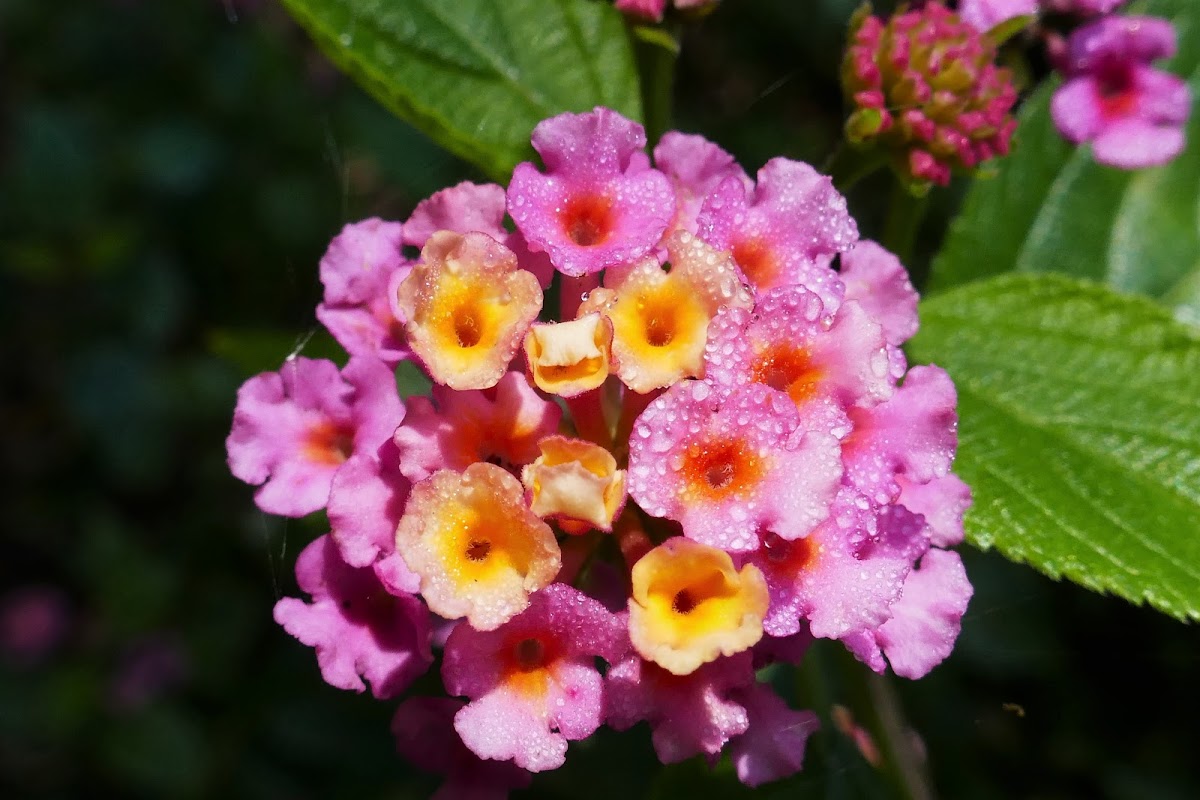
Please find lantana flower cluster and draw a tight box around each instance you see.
[227,107,973,791]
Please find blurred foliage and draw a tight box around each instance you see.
[0,0,1197,798]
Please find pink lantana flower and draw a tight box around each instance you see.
[442,583,628,772]
[652,132,751,239]
[392,371,561,483]
[315,218,413,367]
[508,108,676,277]
[747,494,927,640]
[841,365,961,506]
[696,157,857,307]
[226,356,403,517]
[703,285,893,442]
[627,381,843,552]
[392,697,532,800]
[727,682,820,787]
[605,651,756,763]
[273,535,432,699]
[404,181,554,289]
[958,0,1037,33]
[1051,15,1191,169]
[840,240,920,379]
[327,438,419,596]
[843,548,974,678]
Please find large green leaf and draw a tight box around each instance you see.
[929,0,1200,324]
[279,0,642,181]
[908,274,1200,622]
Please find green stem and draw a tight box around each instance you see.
[797,643,936,800]
[631,24,680,146]
[825,144,889,194]
[882,178,930,266]
[835,647,936,800]
[865,670,936,800]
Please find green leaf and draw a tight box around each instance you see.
[928,0,1200,324]
[908,274,1200,622]
[278,0,642,181]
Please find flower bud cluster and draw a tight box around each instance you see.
[227,107,973,792]
[842,2,1019,188]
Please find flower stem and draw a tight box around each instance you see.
[882,178,929,266]
[865,670,936,800]
[566,388,612,450]
[835,647,936,800]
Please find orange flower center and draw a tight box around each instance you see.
[562,193,614,247]
[465,539,492,562]
[762,531,818,576]
[682,439,762,501]
[732,237,779,287]
[501,634,557,696]
[752,345,823,406]
[453,304,484,348]
[302,419,354,466]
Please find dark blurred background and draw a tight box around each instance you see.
[1,0,1196,797]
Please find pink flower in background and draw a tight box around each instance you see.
[0,586,70,666]
[614,0,715,22]
[1051,15,1191,169]
[1042,0,1125,16]
[842,3,1019,188]
[958,0,1037,33]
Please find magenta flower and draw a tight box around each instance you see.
[747,494,927,640]
[842,3,1019,188]
[403,181,554,288]
[403,181,508,248]
[226,356,403,517]
[841,365,961,506]
[843,548,974,678]
[727,682,820,787]
[958,0,1037,33]
[392,697,531,800]
[508,108,675,277]
[327,437,419,595]
[1042,0,1125,15]
[898,473,973,548]
[703,284,894,441]
[605,651,755,763]
[1051,15,1191,169]
[442,583,628,771]
[273,535,432,699]
[696,158,856,307]
[614,0,716,23]
[653,131,751,238]
[315,218,412,366]
[627,381,843,552]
